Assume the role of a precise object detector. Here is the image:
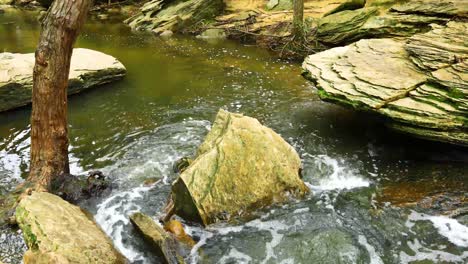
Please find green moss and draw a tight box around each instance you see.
[448,87,465,99]
[16,206,39,250]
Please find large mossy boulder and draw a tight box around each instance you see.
[171,109,309,226]
[302,21,468,146]
[125,0,224,35]
[16,192,126,264]
[0,48,126,112]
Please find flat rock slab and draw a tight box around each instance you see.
[172,109,309,226]
[303,21,468,146]
[16,192,126,264]
[0,48,126,112]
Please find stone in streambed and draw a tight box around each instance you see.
[171,109,309,226]
[130,212,187,264]
[0,48,126,112]
[15,192,126,264]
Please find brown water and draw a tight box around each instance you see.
[0,8,467,264]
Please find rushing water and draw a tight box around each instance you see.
[0,8,467,264]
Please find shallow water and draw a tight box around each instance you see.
[0,9,467,264]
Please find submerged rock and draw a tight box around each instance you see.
[125,0,224,34]
[0,48,126,112]
[302,21,468,146]
[197,28,227,39]
[16,192,125,264]
[130,212,186,264]
[171,109,309,226]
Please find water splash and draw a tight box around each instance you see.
[304,154,370,191]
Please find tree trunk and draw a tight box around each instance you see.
[28,0,92,191]
[293,0,304,36]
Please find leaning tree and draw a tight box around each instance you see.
[28,0,92,191]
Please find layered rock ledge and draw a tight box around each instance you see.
[0,48,126,112]
[302,21,468,146]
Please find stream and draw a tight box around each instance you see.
[0,9,467,264]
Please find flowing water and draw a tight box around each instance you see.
[0,9,467,264]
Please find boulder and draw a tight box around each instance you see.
[16,192,125,264]
[317,7,379,45]
[316,4,453,46]
[391,0,468,18]
[0,48,126,112]
[302,21,468,146]
[125,0,224,34]
[197,28,227,39]
[171,109,309,226]
[130,212,186,264]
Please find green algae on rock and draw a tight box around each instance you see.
[171,109,309,226]
[16,192,126,264]
[302,21,468,146]
[130,212,186,264]
[0,48,126,112]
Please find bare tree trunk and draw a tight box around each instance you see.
[28,0,92,191]
[293,0,304,36]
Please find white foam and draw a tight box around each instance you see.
[357,235,384,264]
[95,185,154,263]
[218,248,252,264]
[407,211,468,247]
[310,155,370,190]
[400,238,468,263]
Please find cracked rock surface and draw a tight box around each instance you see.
[171,109,309,226]
[303,21,468,146]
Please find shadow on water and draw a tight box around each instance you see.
[0,9,467,264]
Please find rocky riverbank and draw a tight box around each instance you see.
[125,1,466,56]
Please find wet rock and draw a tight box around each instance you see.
[172,157,192,174]
[125,0,224,35]
[0,48,126,112]
[50,171,111,204]
[171,109,309,226]
[15,192,126,264]
[197,28,227,39]
[160,30,174,38]
[283,229,366,263]
[130,212,186,264]
[163,220,196,247]
[302,21,468,146]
